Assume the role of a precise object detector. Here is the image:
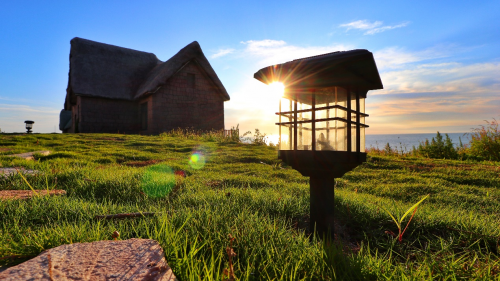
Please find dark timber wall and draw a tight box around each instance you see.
[70,61,225,135]
[78,97,140,133]
[146,61,225,134]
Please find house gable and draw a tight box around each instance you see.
[147,61,225,133]
[135,41,230,102]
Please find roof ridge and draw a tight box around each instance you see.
[133,41,230,101]
[288,49,366,63]
[71,37,159,58]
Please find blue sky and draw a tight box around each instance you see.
[0,0,499,137]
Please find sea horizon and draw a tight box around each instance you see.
[365,132,470,152]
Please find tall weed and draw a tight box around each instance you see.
[466,119,500,161]
[159,126,241,144]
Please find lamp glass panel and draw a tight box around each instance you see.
[336,87,347,119]
[297,101,312,150]
[297,123,313,150]
[278,87,366,152]
[26,124,33,129]
[315,121,335,151]
[350,91,357,112]
[279,124,293,150]
[280,97,292,113]
[332,120,347,151]
[351,124,357,152]
[279,97,293,150]
[359,97,366,151]
[361,127,366,152]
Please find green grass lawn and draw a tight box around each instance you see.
[0,133,499,280]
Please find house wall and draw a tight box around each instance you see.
[138,96,153,134]
[78,96,140,133]
[148,61,225,134]
[65,61,226,135]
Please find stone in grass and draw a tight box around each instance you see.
[0,190,66,200]
[6,150,50,160]
[0,239,177,280]
[0,167,40,178]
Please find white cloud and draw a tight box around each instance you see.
[211,48,235,59]
[240,39,352,68]
[374,45,454,70]
[340,20,383,31]
[0,103,59,114]
[340,20,409,35]
[377,62,500,95]
[365,61,500,133]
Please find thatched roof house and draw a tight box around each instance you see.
[61,37,229,134]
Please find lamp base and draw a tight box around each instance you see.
[310,177,335,236]
[278,150,367,236]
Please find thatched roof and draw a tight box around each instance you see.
[66,38,229,106]
[135,41,229,101]
[254,49,383,91]
[67,37,160,100]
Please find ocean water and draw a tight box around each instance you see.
[365,133,469,152]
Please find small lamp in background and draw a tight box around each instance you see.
[24,120,34,133]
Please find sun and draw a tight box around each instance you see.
[268,82,285,98]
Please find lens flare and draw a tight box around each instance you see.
[269,82,285,98]
[189,152,206,169]
[141,164,175,198]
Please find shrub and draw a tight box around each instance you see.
[466,119,500,161]
[366,142,400,156]
[416,132,458,159]
[242,128,268,145]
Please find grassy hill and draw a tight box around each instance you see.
[0,133,499,280]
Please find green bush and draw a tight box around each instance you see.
[416,132,458,159]
[465,119,500,161]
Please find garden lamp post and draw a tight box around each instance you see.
[254,50,383,236]
[24,120,34,134]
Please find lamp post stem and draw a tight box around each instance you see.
[310,177,335,237]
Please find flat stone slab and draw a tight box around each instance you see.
[0,239,177,280]
[0,168,40,177]
[6,150,50,160]
[0,190,66,200]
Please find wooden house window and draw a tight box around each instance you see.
[187,73,195,88]
[140,102,148,130]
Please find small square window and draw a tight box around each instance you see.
[187,73,195,88]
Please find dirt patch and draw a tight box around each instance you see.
[6,151,50,160]
[96,137,125,141]
[206,180,223,188]
[407,164,435,172]
[334,218,361,253]
[0,148,12,153]
[0,190,66,200]
[124,159,162,167]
